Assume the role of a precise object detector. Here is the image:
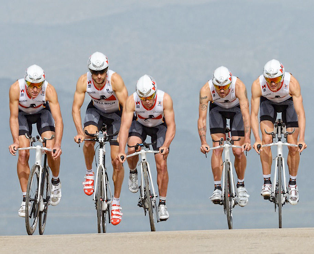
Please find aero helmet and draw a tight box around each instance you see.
[263,59,285,82]
[25,65,45,83]
[87,52,109,71]
[136,75,157,98]
[212,66,232,86]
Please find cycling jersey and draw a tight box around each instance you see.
[208,76,239,109]
[18,79,48,114]
[259,72,291,103]
[133,90,165,127]
[86,70,119,113]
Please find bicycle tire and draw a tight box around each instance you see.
[104,171,111,232]
[39,167,50,235]
[96,165,106,233]
[25,165,40,235]
[224,162,233,229]
[277,157,283,228]
[143,162,155,231]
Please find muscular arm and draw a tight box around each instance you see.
[198,82,211,146]
[235,79,251,143]
[72,74,87,137]
[46,84,64,147]
[290,75,306,145]
[250,78,263,151]
[9,81,20,149]
[111,73,128,109]
[118,95,135,155]
[162,93,176,149]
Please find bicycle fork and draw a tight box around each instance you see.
[271,155,287,204]
[221,147,236,206]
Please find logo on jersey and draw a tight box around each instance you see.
[136,101,140,108]
[158,101,162,106]
[88,80,92,88]
[21,89,25,96]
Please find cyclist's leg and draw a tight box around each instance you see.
[231,136,246,180]
[110,144,124,199]
[127,121,146,169]
[210,133,224,181]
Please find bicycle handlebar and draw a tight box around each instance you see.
[14,134,56,153]
[120,142,160,161]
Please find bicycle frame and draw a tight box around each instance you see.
[126,145,160,222]
[18,139,52,212]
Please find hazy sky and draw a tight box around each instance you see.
[0,0,313,235]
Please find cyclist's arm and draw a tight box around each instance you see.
[111,72,128,109]
[250,78,262,152]
[289,75,306,150]
[9,81,20,154]
[118,95,135,155]
[161,93,176,151]
[72,74,87,137]
[198,82,211,151]
[235,79,251,146]
[46,83,64,149]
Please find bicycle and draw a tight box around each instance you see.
[207,125,245,229]
[257,117,302,228]
[122,142,160,232]
[79,124,116,233]
[17,134,55,235]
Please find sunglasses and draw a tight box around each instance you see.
[214,83,231,91]
[90,68,108,75]
[26,81,44,89]
[265,75,283,84]
[139,92,156,101]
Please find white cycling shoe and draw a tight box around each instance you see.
[18,202,26,217]
[50,181,62,206]
[128,172,139,193]
[288,185,299,205]
[237,186,250,207]
[158,204,169,221]
[210,189,222,204]
[261,184,272,198]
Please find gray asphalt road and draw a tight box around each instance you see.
[0,228,313,254]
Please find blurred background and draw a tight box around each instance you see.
[0,0,313,235]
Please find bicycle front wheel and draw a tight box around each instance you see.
[143,162,155,232]
[277,157,283,228]
[39,167,50,235]
[224,162,233,229]
[25,165,40,235]
[96,165,106,233]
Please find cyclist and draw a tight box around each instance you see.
[251,59,307,205]
[117,74,176,221]
[72,52,128,225]
[9,64,64,217]
[198,66,251,207]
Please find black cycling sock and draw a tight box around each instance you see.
[130,169,137,174]
[264,178,271,184]
[52,178,60,185]
[159,199,166,206]
[214,184,222,191]
[237,182,245,188]
[22,196,26,202]
[289,178,296,186]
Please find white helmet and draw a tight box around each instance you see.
[87,52,109,71]
[212,66,232,86]
[136,75,157,98]
[25,64,45,83]
[263,59,285,81]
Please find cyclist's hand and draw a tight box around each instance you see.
[52,145,62,159]
[297,140,307,153]
[200,144,210,154]
[159,147,169,155]
[242,142,251,152]
[253,141,262,154]
[74,134,84,144]
[118,153,126,163]
[9,143,19,156]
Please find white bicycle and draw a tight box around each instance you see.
[17,134,55,235]
[80,124,116,233]
[122,142,160,232]
[208,126,245,229]
[257,118,302,228]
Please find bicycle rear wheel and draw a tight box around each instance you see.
[39,167,50,235]
[25,165,40,235]
[224,162,233,229]
[143,162,155,232]
[277,158,283,228]
[96,166,106,233]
